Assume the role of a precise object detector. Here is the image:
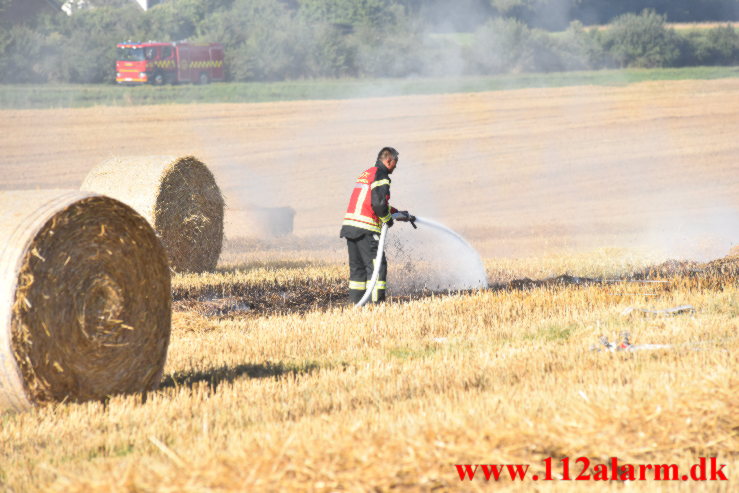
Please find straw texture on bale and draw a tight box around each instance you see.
[81,156,224,273]
[0,191,171,412]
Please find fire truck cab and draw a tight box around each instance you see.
[116,41,225,85]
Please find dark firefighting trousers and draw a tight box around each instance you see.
[346,233,387,304]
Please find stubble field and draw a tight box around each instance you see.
[0,78,737,491]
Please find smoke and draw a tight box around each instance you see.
[386,216,488,293]
[415,0,494,33]
[191,73,738,267]
[3,2,734,279]
[635,202,739,262]
[154,0,739,265]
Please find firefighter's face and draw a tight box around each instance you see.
[385,157,398,174]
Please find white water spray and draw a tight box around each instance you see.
[356,214,487,307]
[413,216,482,259]
[397,216,488,292]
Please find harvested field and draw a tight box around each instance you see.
[0,78,737,491]
[2,253,736,491]
[2,78,737,259]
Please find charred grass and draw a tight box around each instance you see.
[0,250,737,492]
[172,251,739,319]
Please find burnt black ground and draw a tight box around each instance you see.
[173,256,739,318]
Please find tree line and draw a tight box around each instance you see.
[0,0,737,84]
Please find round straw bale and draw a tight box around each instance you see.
[81,156,224,273]
[0,190,171,412]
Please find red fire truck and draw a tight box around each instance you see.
[116,41,225,85]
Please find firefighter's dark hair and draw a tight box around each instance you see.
[377,147,399,162]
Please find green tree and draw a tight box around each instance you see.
[299,20,358,77]
[705,24,739,63]
[146,0,207,41]
[603,9,680,68]
[297,0,401,29]
[199,0,304,81]
[0,0,12,17]
[525,21,591,71]
[466,17,535,74]
[351,15,425,77]
[489,0,578,30]
[57,5,146,83]
[0,25,46,82]
[691,24,739,65]
[557,19,610,68]
[0,0,12,75]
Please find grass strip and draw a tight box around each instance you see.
[2,66,738,109]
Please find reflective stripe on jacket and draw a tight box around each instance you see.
[340,161,396,238]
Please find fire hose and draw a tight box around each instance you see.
[355,212,416,308]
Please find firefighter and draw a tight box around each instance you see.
[339,147,415,304]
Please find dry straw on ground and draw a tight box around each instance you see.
[0,190,171,412]
[0,243,736,491]
[81,156,224,273]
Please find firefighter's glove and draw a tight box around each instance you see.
[386,219,394,228]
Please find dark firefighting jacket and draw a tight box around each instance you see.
[339,161,397,239]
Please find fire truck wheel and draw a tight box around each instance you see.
[199,73,209,85]
[152,72,165,86]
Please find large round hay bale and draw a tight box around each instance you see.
[0,190,171,412]
[81,156,224,273]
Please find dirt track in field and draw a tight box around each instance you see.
[2,79,738,259]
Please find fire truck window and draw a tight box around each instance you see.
[145,47,157,60]
[161,46,172,59]
[118,47,145,61]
